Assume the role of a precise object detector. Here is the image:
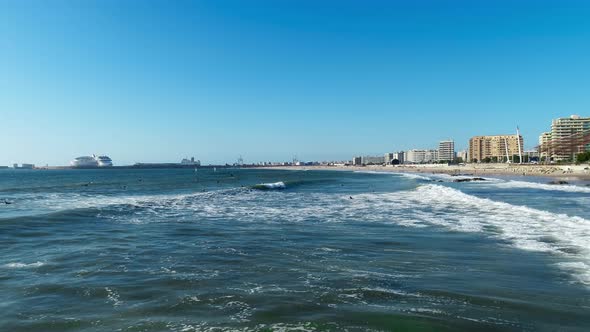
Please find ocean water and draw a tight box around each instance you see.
[1,168,590,331]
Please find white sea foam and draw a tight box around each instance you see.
[318,247,341,252]
[396,172,590,192]
[3,261,45,268]
[555,261,590,285]
[353,170,393,175]
[354,170,435,181]
[105,287,123,306]
[407,307,444,314]
[384,172,588,191]
[4,179,590,285]
[406,185,590,251]
[485,179,590,193]
[392,172,502,183]
[359,286,421,298]
[393,172,433,181]
[167,322,322,332]
[98,186,590,280]
[336,184,590,285]
[256,181,286,189]
[413,185,590,283]
[0,190,223,220]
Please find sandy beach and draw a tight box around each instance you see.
[257,163,590,181]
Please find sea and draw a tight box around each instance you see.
[1,168,590,331]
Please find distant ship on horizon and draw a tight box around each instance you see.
[71,154,113,168]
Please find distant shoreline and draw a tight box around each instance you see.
[6,163,590,181]
[253,164,590,181]
[7,165,236,170]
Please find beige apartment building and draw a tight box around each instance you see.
[538,132,552,159]
[468,135,524,162]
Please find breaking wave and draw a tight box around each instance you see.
[395,172,590,193]
[362,184,590,285]
[252,181,286,190]
[3,180,590,285]
[392,172,433,181]
[485,179,590,193]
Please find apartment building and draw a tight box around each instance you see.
[393,151,405,164]
[437,140,455,162]
[362,156,385,165]
[468,135,524,162]
[406,149,438,164]
[539,115,590,161]
[385,153,395,165]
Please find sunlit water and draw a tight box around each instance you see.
[1,168,590,331]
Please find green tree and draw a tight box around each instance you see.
[577,151,590,163]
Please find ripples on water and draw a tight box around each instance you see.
[1,168,590,331]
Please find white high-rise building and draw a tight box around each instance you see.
[361,156,385,165]
[405,150,424,163]
[406,149,438,164]
[425,150,439,162]
[456,150,468,162]
[437,140,455,162]
[539,115,590,161]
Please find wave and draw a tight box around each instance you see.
[391,172,501,183]
[395,172,590,193]
[485,179,590,193]
[3,179,590,285]
[408,185,590,249]
[371,184,590,285]
[353,170,395,175]
[252,181,286,190]
[163,322,325,332]
[0,190,219,221]
[354,171,435,181]
[392,172,433,181]
[159,183,590,286]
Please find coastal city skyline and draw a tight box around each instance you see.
[3,1,590,166]
[3,113,587,168]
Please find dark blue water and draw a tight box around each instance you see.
[1,168,590,331]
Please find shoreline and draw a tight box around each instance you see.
[4,163,590,182]
[254,164,590,181]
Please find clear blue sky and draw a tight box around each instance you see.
[2,0,590,165]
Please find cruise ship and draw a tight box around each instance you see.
[70,155,113,168]
[95,155,113,167]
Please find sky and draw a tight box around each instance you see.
[1,0,590,166]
